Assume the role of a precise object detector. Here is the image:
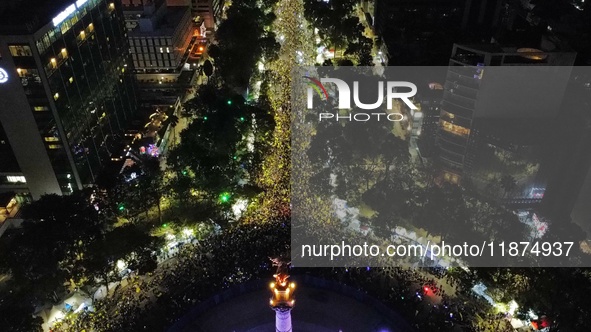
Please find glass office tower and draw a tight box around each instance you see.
[0,0,137,199]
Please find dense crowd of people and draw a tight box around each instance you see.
[45,214,504,332]
[43,0,500,329]
[300,264,495,331]
[50,219,290,332]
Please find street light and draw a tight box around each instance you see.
[219,192,231,203]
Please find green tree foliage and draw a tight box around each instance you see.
[0,292,43,332]
[304,0,371,64]
[203,59,214,77]
[170,85,274,205]
[83,224,163,292]
[467,267,591,331]
[2,189,113,299]
[345,35,374,66]
[499,174,517,197]
[112,156,166,222]
[208,1,279,89]
[303,0,361,48]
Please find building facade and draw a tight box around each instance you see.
[125,1,193,73]
[191,0,223,30]
[436,43,576,204]
[122,0,196,101]
[415,83,444,160]
[0,0,137,199]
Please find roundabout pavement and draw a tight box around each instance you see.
[175,278,411,332]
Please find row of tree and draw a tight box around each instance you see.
[449,266,591,331]
[303,0,373,65]
[168,84,274,214]
[0,187,163,331]
[308,112,528,244]
[207,0,279,90]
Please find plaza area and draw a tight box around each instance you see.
[178,283,411,332]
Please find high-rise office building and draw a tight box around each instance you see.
[415,83,444,160]
[541,69,591,220]
[435,43,577,204]
[0,0,138,199]
[437,44,575,183]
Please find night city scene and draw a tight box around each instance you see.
[1,0,591,331]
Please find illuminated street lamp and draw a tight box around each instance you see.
[219,192,231,203]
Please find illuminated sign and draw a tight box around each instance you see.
[0,68,8,84]
[52,4,76,27]
[52,0,90,27]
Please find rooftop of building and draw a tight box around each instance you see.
[0,0,76,34]
[128,5,189,38]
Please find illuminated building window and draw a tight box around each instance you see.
[69,76,74,84]
[166,47,170,53]
[15,68,41,86]
[441,120,470,137]
[48,144,62,149]
[60,48,68,59]
[54,92,59,100]
[44,136,60,142]
[160,47,163,53]
[6,176,26,183]
[34,106,49,112]
[8,45,32,57]
[441,111,455,120]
